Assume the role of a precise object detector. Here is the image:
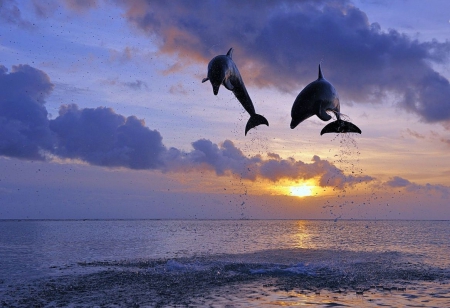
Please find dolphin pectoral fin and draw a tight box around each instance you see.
[245,114,269,136]
[320,120,362,135]
[224,79,234,91]
[202,77,209,83]
[317,107,332,121]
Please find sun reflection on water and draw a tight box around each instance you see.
[292,220,313,249]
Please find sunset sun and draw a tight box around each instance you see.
[289,184,314,197]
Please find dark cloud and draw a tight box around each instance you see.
[0,64,54,159]
[49,104,165,169]
[0,64,162,168]
[111,0,450,127]
[0,62,371,187]
[384,176,449,198]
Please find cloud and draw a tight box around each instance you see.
[406,129,425,140]
[405,128,450,146]
[430,130,450,146]
[440,138,450,146]
[108,0,450,128]
[0,64,54,160]
[385,176,411,187]
[123,80,148,90]
[100,78,148,90]
[0,62,371,187]
[63,0,98,12]
[109,47,135,63]
[24,1,450,126]
[384,176,450,198]
[31,0,58,17]
[163,139,373,188]
[0,0,34,28]
[49,104,165,169]
[31,0,98,16]
[169,83,188,95]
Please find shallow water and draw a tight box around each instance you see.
[0,220,449,307]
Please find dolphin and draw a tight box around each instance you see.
[290,64,361,135]
[202,48,269,135]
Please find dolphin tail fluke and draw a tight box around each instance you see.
[245,114,269,135]
[320,119,361,135]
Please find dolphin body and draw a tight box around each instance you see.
[290,64,361,135]
[202,48,269,135]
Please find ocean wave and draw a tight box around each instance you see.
[2,248,448,307]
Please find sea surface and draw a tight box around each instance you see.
[0,219,449,307]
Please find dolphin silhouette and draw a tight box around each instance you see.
[290,64,361,135]
[202,48,269,135]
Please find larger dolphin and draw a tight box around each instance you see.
[202,48,269,135]
[290,64,361,135]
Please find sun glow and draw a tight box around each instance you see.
[289,184,315,197]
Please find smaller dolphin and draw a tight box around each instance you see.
[290,64,361,135]
[202,48,269,135]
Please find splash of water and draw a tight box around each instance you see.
[323,117,365,220]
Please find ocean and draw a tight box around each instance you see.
[0,219,449,307]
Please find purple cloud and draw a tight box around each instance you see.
[406,129,425,140]
[0,0,34,28]
[109,0,450,127]
[49,104,165,169]
[100,78,148,90]
[385,176,449,198]
[385,176,411,187]
[63,0,98,12]
[0,64,54,159]
[30,0,98,14]
[123,80,148,90]
[0,62,372,187]
[23,1,450,127]
[163,139,373,188]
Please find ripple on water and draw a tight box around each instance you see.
[1,248,449,307]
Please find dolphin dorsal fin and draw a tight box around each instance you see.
[226,48,233,59]
[318,64,324,79]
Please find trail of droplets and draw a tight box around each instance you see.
[229,107,271,219]
[321,121,367,220]
[242,108,271,219]
[227,108,251,219]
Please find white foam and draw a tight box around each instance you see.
[250,263,315,276]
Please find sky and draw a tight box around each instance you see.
[0,0,449,219]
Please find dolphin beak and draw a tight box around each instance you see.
[213,85,220,95]
[290,118,300,129]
